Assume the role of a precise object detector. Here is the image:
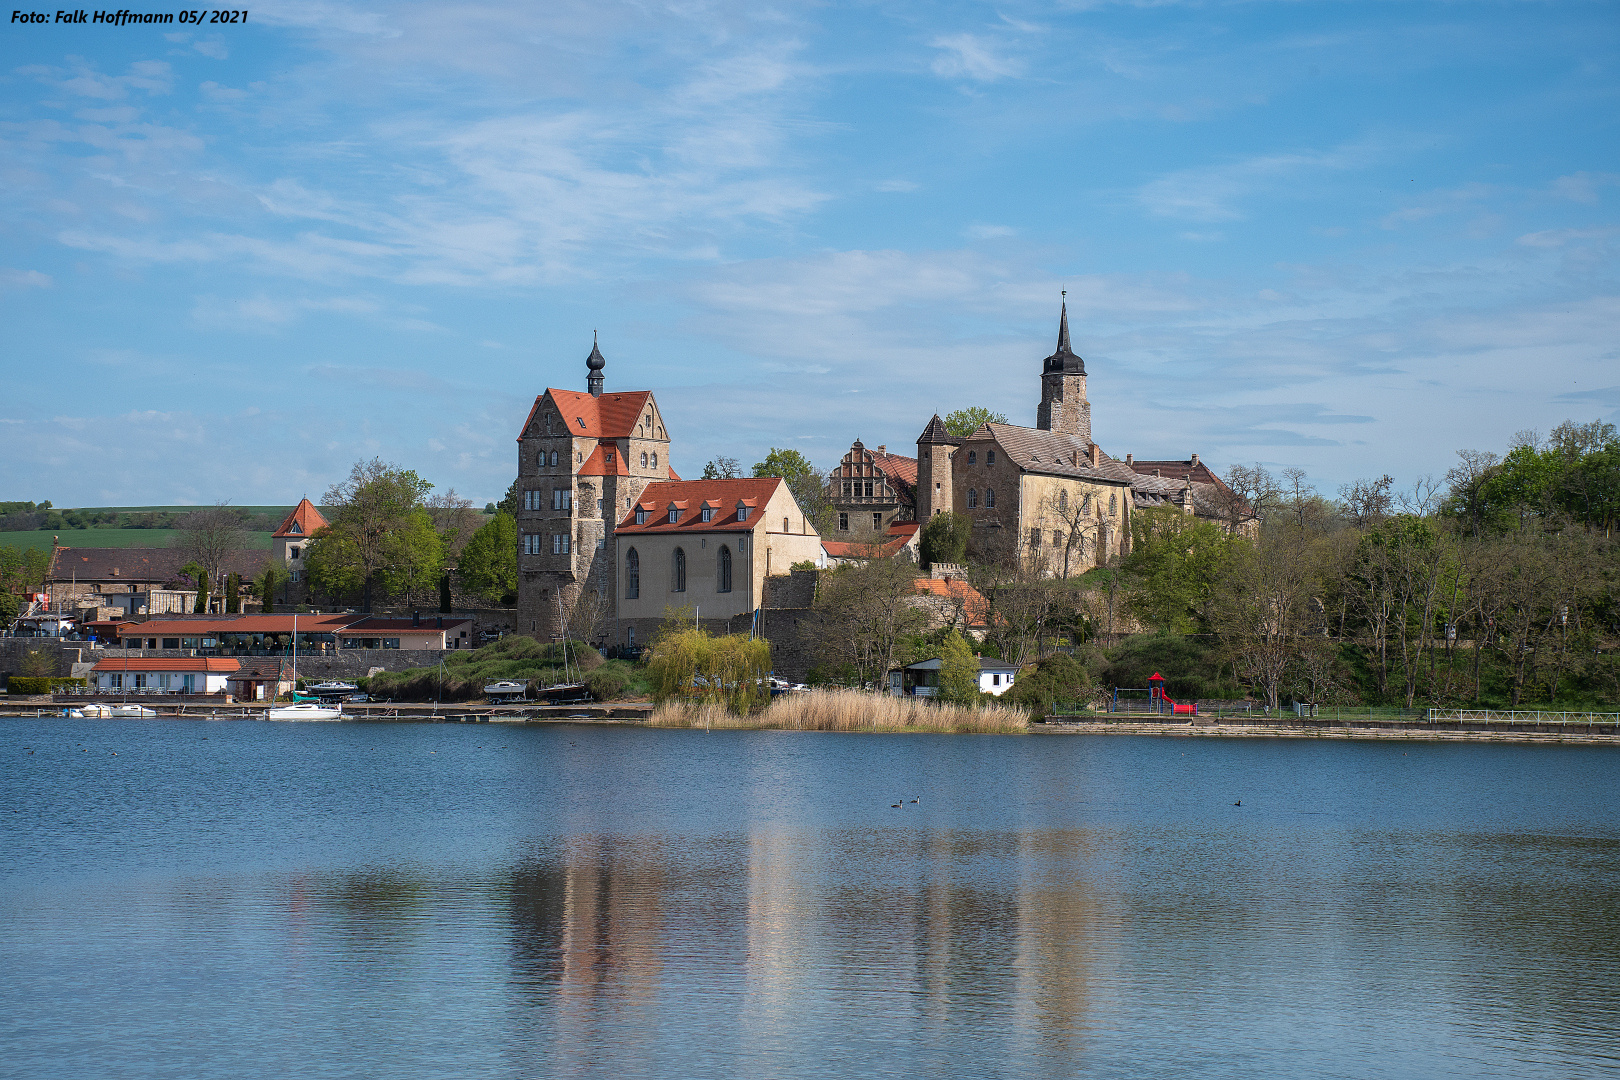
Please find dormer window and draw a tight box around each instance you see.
[737,504,750,522]
[289,523,302,535]
[635,509,647,525]
[668,507,680,524]
[701,507,713,523]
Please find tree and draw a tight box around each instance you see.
[180,561,211,612]
[813,557,929,687]
[1339,475,1395,530]
[498,480,519,518]
[426,488,480,558]
[1121,508,1240,633]
[943,408,1008,438]
[173,503,248,599]
[257,564,280,614]
[1209,529,1322,709]
[920,512,971,567]
[702,456,742,479]
[457,511,518,603]
[307,458,442,611]
[1220,463,1281,531]
[937,630,981,704]
[647,625,772,712]
[754,448,834,533]
[439,573,453,614]
[225,572,240,614]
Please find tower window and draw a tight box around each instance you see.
[968,451,977,465]
[967,489,978,508]
[987,450,995,465]
[986,488,995,508]
[641,452,648,467]
[651,453,657,469]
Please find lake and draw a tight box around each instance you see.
[4,718,1619,1079]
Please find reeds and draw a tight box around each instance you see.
[648,688,1028,734]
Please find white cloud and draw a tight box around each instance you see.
[1138,143,1373,222]
[965,223,1016,239]
[0,269,52,289]
[929,33,1023,82]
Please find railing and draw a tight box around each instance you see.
[1427,709,1620,726]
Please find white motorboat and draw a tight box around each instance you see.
[307,681,358,696]
[484,680,528,699]
[267,702,343,721]
[71,702,158,718]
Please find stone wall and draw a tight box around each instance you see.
[1,640,453,685]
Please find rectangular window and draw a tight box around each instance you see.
[596,538,605,549]
[987,450,996,465]
[109,674,122,689]
[163,638,179,649]
[597,498,604,514]
[552,534,562,554]
[839,512,848,531]
[863,481,873,498]
[738,507,749,522]
[289,547,300,559]
[290,569,301,582]
[635,509,647,525]
[1030,528,1041,549]
[669,508,679,524]
[552,489,562,510]
[873,512,882,530]
[525,490,541,511]
[701,508,713,523]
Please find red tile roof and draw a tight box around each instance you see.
[870,451,918,489]
[114,614,353,637]
[578,442,630,477]
[912,576,990,627]
[519,389,655,441]
[92,657,241,672]
[615,479,783,534]
[887,521,920,539]
[272,498,328,538]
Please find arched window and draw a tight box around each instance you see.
[1082,492,1091,511]
[717,546,732,593]
[651,453,658,470]
[986,487,995,508]
[673,548,687,592]
[625,548,640,599]
[987,450,996,465]
[549,450,558,467]
[967,489,978,508]
[1058,491,1068,513]
[968,450,977,465]
[1109,494,1117,516]
[640,452,648,467]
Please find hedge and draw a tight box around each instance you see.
[7,676,88,695]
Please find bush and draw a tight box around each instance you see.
[1007,654,1093,718]
[8,676,87,695]
[1101,634,1239,700]
[585,667,630,701]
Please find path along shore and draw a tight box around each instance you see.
[1039,715,1620,745]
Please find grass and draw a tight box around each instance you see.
[649,688,1029,733]
[0,529,275,551]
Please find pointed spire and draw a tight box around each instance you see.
[1042,293,1085,375]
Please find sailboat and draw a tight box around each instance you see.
[267,611,342,720]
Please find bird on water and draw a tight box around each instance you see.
[1233,800,1241,806]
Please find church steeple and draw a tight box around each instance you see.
[586,332,605,397]
[1042,296,1085,375]
[1036,296,1091,441]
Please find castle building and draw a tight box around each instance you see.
[826,440,918,535]
[271,498,327,588]
[514,341,679,643]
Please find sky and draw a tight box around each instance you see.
[2,0,1617,509]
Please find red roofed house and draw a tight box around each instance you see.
[515,340,681,643]
[271,498,329,597]
[91,656,240,695]
[613,477,824,644]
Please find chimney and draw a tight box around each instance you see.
[1125,453,1133,465]
[877,445,885,455]
[1191,453,1200,468]
[1088,444,1101,468]
[413,609,421,626]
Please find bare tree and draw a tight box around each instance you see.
[1444,450,1501,537]
[1338,475,1394,530]
[813,558,929,687]
[1221,463,1281,531]
[1209,529,1321,709]
[173,503,249,602]
[426,489,480,558]
[1030,488,1108,579]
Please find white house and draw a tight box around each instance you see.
[91,657,240,694]
[889,656,1020,697]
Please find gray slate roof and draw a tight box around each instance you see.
[969,423,1138,486]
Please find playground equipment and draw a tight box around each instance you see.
[1110,672,1198,716]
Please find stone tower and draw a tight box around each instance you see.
[514,341,673,643]
[1035,300,1091,443]
[915,414,960,519]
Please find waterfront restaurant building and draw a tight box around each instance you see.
[110,613,474,654]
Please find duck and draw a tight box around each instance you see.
[1233,800,1241,806]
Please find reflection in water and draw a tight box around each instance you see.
[5,720,1620,1079]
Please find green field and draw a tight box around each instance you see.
[0,529,275,551]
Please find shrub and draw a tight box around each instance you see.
[585,667,630,701]
[1007,654,1093,718]
[8,676,87,695]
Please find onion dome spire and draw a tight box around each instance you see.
[586,330,605,397]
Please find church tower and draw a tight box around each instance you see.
[1035,299,1091,444]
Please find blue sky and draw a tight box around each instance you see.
[3,0,1617,508]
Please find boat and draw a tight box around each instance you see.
[307,681,358,697]
[484,680,528,700]
[71,703,157,718]
[267,702,343,721]
[537,682,591,705]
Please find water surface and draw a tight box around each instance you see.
[4,719,1619,1078]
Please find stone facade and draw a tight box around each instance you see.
[514,342,675,643]
[828,439,918,536]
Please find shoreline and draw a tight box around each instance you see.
[1039,718,1620,745]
